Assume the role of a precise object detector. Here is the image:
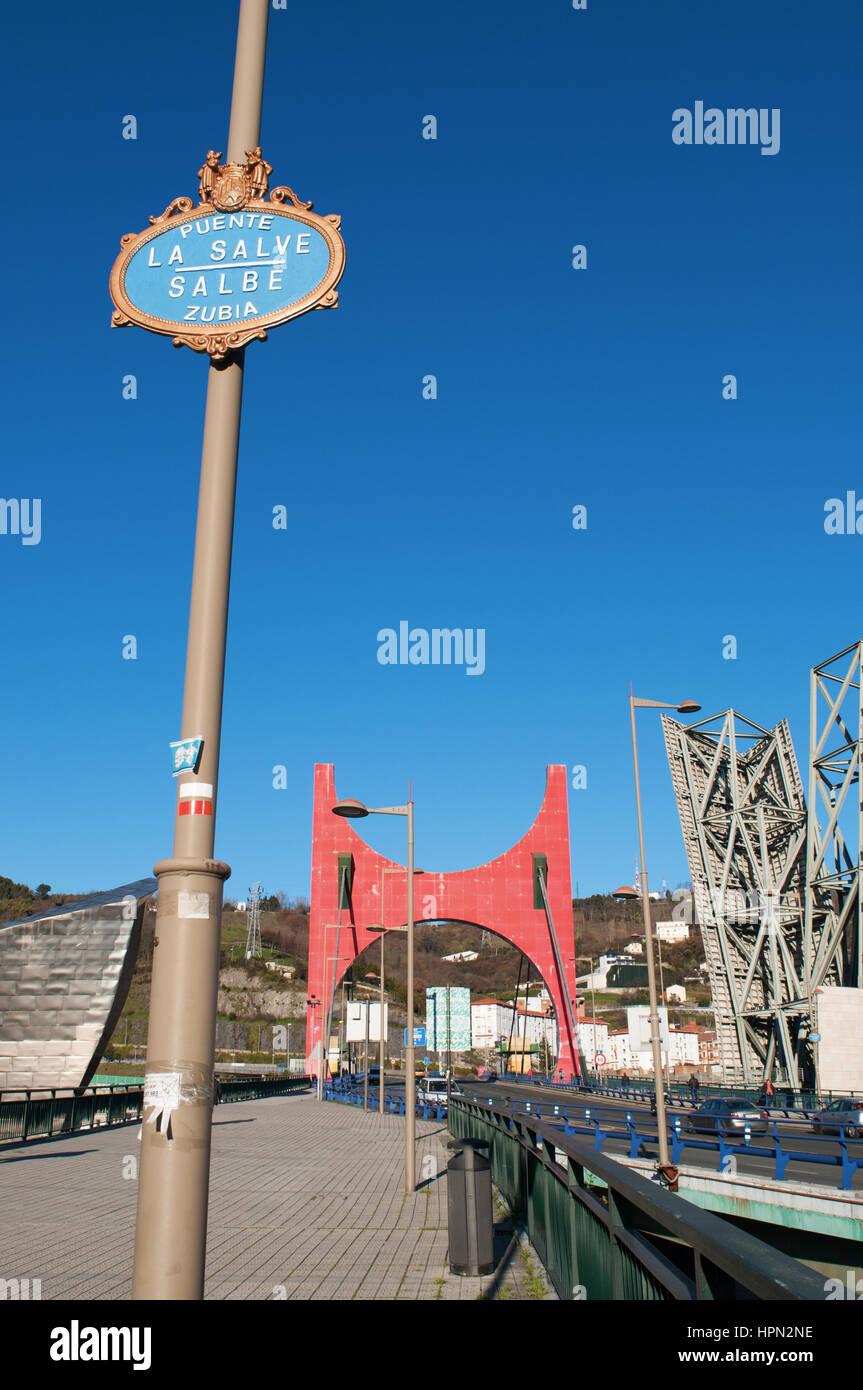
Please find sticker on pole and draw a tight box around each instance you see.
[170,736,203,775]
[110,149,345,360]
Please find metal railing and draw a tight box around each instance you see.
[448,1095,829,1301]
[323,1076,450,1122]
[0,1076,311,1143]
[466,1092,863,1192]
[508,1071,861,1114]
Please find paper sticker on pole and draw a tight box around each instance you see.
[110,150,345,359]
[170,736,203,775]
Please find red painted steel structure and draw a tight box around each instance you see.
[305,764,580,1081]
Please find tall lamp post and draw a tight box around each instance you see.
[130,0,270,1301]
[333,793,416,1193]
[614,691,700,1190]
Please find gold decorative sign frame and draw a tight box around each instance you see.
[109,150,345,359]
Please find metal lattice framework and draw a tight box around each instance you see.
[804,642,863,1006]
[663,711,813,1087]
[245,882,263,960]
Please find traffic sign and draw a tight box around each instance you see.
[404,1027,426,1046]
[594,1051,607,1066]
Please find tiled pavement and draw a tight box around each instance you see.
[0,1093,555,1301]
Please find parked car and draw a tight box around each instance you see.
[811,1098,863,1138]
[684,1098,769,1135]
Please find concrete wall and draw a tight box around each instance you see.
[0,880,155,1092]
[816,987,863,1092]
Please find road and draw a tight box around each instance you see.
[354,1074,863,1191]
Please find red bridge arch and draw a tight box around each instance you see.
[306,765,580,1081]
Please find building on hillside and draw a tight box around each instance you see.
[471,998,514,1050]
[441,950,478,963]
[575,1017,609,1063]
[607,1029,632,1070]
[655,921,690,943]
[665,984,686,1003]
[698,1029,719,1070]
[667,1025,701,1069]
[624,940,644,956]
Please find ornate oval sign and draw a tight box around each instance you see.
[109,149,345,359]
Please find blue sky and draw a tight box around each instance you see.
[1,0,860,901]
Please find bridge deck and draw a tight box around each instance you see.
[0,1093,554,1301]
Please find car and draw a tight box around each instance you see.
[417,1077,463,1110]
[684,1098,769,1135]
[811,1098,863,1138]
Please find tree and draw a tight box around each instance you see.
[36,883,51,897]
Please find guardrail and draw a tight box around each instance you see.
[448,1095,829,1301]
[508,1071,862,1113]
[0,1076,311,1143]
[323,1077,450,1123]
[473,1093,863,1191]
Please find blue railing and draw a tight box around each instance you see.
[323,1077,450,1123]
[505,1071,861,1114]
[483,1093,863,1191]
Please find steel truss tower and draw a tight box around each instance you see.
[245,882,263,960]
[804,643,863,1010]
[663,711,812,1087]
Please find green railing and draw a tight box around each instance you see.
[0,1086,144,1143]
[0,1076,311,1143]
[449,1096,828,1301]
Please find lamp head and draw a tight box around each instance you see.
[332,798,369,818]
[676,700,701,715]
[613,885,639,900]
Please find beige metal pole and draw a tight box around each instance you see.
[405,798,416,1193]
[630,693,673,1173]
[132,0,269,1300]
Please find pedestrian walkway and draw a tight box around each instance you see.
[0,1093,555,1300]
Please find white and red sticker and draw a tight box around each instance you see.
[178,782,213,815]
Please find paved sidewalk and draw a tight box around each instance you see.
[0,1094,555,1300]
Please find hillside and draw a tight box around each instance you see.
[1,875,707,1061]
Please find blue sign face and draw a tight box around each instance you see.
[125,209,330,326]
[111,199,345,357]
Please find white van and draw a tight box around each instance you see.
[417,1077,462,1109]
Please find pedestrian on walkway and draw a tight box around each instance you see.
[688,1073,700,1103]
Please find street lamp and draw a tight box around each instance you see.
[615,691,700,1190]
[333,793,416,1193]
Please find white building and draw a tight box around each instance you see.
[665,984,686,1003]
[575,1017,609,1063]
[667,1025,701,1068]
[607,1030,632,1070]
[655,921,690,943]
[471,998,513,1050]
[624,940,644,956]
[441,950,478,963]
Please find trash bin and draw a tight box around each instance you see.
[446,1137,494,1276]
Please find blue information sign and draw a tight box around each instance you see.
[404,1027,426,1046]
